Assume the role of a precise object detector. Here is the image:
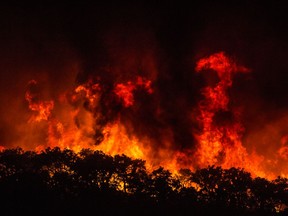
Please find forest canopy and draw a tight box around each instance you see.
[0,147,287,216]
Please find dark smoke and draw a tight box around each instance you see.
[1,1,288,156]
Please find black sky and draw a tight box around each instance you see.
[1,1,288,95]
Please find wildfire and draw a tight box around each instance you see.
[24,76,152,160]
[20,52,288,180]
[25,80,54,122]
[279,135,288,160]
[194,52,250,167]
[114,76,153,107]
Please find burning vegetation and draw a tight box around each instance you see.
[2,2,288,215]
[3,52,283,181]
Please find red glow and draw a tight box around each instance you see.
[11,52,288,180]
[114,76,153,107]
[25,80,54,122]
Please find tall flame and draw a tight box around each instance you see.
[193,52,267,177]
[19,52,288,179]
[195,52,249,166]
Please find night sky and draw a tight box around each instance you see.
[1,1,288,154]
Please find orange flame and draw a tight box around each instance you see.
[194,52,268,178]
[195,52,248,165]
[0,146,5,152]
[25,80,54,122]
[19,53,288,180]
[24,77,153,162]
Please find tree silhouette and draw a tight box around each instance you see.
[1,147,288,216]
[74,149,114,190]
[113,154,148,194]
[272,177,288,213]
[148,167,180,202]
